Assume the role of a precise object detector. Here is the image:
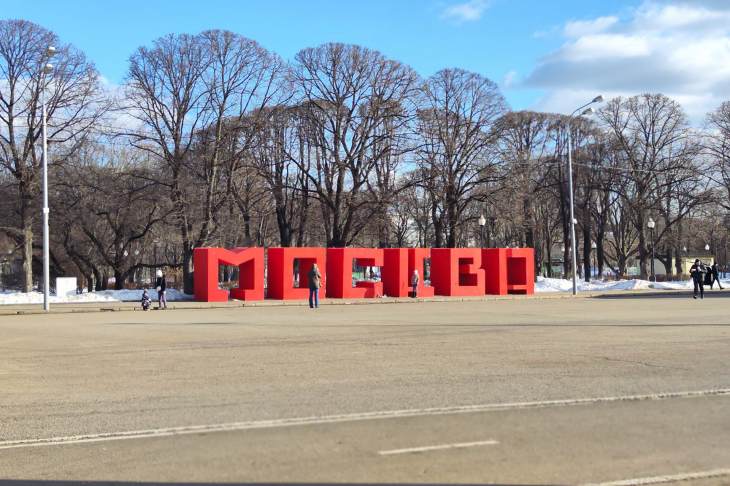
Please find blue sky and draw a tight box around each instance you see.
[6,0,730,121]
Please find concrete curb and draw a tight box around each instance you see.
[1,288,723,316]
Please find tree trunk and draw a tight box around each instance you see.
[545,242,552,278]
[659,251,673,278]
[93,265,103,291]
[243,213,252,246]
[638,235,649,280]
[675,246,683,276]
[583,223,591,282]
[19,186,34,292]
[597,237,605,278]
[114,270,125,290]
[276,206,292,247]
[183,246,194,295]
[22,222,33,293]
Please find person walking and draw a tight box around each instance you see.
[307,263,322,309]
[710,262,724,290]
[411,269,419,298]
[690,259,706,299]
[155,269,167,309]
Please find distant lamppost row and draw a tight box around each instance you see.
[647,217,656,282]
[566,95,604,295]
[41,45,56,312]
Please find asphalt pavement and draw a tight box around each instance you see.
[1,294,729,484]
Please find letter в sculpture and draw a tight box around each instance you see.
[267,247,327,300]
[505,248,535,294]
[430,248,485,296]
[326,248,384,298]
[482,248,535,295]
[193,247,264,302]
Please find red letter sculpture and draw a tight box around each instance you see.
[382,248,410,297]
[482,248,508,295]
[482,248,534,295]
[193,247,264,302]
[505,248,535,294]
[267,247,327,300]
[430,248,485,296]
[326,248,384,298]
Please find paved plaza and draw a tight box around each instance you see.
[1,294,730,485]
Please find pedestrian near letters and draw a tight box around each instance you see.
[690,259,706,300]
[411,269,419,298]
[308,263,322,309]
[709,262,724,290]
[155,269,167,309]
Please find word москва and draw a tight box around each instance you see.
[193,247,535,302]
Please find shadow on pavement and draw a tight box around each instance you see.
[593,290,729,300]
[0,482,557,486]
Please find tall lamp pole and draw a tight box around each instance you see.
[647,217,656,282]
[41,46,56,312]
[566,95,604,295]
[478,214,486,248]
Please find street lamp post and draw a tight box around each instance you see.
[647,217,656,282]
[478,215,486,248]
[41,46,56,311]
[566,95,604,295]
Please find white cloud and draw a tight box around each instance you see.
[564,16,619,38]
[502,70,518,89]
[525,0,730,123]
[441,0,490,23]
[632,2,730,32]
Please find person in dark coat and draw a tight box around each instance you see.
[689,259,706,299]
[307,263,322,309]
[709,262,724,290]
[155,269,167,309]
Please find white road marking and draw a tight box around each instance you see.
[1,388,729,450]
[583,468,730,485]
[378,439,498,455]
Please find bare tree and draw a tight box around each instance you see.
[706,101,730,210]
[124,30,282,292]
[247,105,313,246]
[290,43,419,247]
[55,143,167,290]
[598,94,701,279]
[0,20,106,291]
[416,69,508,247]
[495,110,551,271]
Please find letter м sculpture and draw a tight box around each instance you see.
[193,247,264,302]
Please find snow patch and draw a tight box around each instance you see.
[0,289,192,305]
[535,276,726,293]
